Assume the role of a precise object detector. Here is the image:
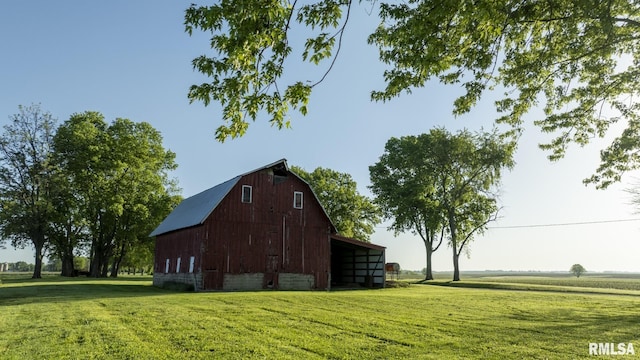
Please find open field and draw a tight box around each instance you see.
[1,273,639,359]
[396,271,640,294]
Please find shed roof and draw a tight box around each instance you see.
[331,234,386,251]
[149,176,241,237]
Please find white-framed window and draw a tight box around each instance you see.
[294,191,303,209]
[165,258,170,273]
[242,185,252,203]
[189,256,195,273]
[176,257,181,273]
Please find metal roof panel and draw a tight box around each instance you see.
[149,176,241,237]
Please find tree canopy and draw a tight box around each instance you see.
[54,112,181,277]
[291,165,381,241]
[186,1,640,188]
[0,106,180,278]
[369,134,447,280]
[371,128,515,281]
[570,263,587,278]
[0,104,57,278]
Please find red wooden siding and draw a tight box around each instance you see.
[154,226,203,275]
[152,161,385,291]
[198,168,333,290]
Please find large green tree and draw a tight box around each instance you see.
[369,135,447,280]
[371,128,514,281]
[47,165,87,277]
[54,112,111,277]
[186,1,640,188]
[53,112,180,277]
[0,105,57,279]
[430,128,514,281]
[570,263,586,278]
[291,166,381,241]
[103,119,182,277]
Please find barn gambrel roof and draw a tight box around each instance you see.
[149,175,241,237]
[150,159,336,237]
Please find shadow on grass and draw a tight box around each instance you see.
[0,272,153,283]
[0,274,178,306]
[505,307,640,345]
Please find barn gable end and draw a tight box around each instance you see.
[151,159,385,291]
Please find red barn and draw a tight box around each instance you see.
[151,159,385,291]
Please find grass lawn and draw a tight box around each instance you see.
[1,273,639,359]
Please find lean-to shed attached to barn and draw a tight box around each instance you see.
[150,159,385,291]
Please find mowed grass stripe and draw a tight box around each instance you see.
[1,275,640,359]
[1,299,160,359]
[175,293,418,358]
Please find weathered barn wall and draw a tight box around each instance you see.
[152,161,384,292]
[201,168,333,290]
[223,273,264,290]
[278,273,314,290]
[154,226,203,289]
[220,273,314,291]
[154,272,203,290]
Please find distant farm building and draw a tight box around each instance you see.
[386,263,400,280]
[150,159,386,291]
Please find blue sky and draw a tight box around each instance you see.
[1,1,638,272]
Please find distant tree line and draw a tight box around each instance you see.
[0,105,181,279]
[43,257,89,273]
[1,257,151,274]
[1,261,36,272]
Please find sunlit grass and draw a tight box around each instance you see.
[1,273,639,359]
[397,271,640,294]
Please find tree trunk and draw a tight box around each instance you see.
[91,248,109,278]
[100,242,112,277]
[89,240,99,277]
[110,242,126,278]
[90,238,112,278]
[448,209,460,281]
[100,259,110,277]
[60,240,76,277]
[60,252,75,277]
[110,260,119,278]
[32,240,44,279]
[452,245,460,281]
[424,241,434,280]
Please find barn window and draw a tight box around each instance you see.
[165,258,170,273]
[242,185,252,203]
[273,174,287,184]
[294,191,303,209]
[189,256,195,273]
[176,257,181,273]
